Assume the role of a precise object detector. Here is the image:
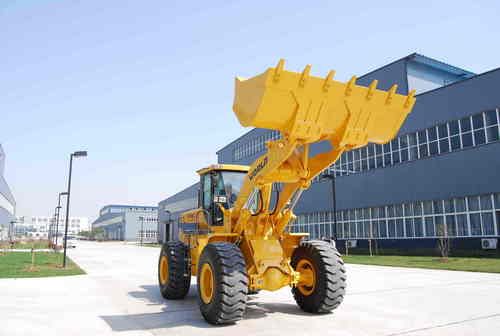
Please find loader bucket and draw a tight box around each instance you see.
[233,60,416,147]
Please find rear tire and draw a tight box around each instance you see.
[158,241,191,300]
[197,242,248,325]
[291,240,346,313]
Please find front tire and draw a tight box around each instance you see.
[291,240,346,313]
[197,242,248,325]
[158,241,191,300]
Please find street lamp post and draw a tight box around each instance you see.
[54,192,68,249]
[62,151,87,268]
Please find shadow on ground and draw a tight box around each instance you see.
[101,284,319,331]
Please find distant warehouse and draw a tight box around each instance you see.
[92,205,158,242]
[158,53,500,253]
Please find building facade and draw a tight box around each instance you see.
[0,144,16,241]
[14,216,89,239]
[92,205,158,242]
[159,53,500,253]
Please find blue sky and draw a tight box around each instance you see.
[1,0,499,221]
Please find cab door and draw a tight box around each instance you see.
[200,172,224,226]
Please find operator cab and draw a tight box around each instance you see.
[197,164,248,226]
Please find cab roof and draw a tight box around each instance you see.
[197,164,249,175]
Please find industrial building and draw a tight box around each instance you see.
[14,216,89,239]
[0,144,16,241]
[92,205,158,242]
[159,53,500,253]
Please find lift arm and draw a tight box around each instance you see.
[230,60,416,236]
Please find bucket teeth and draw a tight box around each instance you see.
[345,75,357,96]
[404,89,416,108]
[386,84,398,105]
[299,64,311,87]
[366,80,378,100]
[323,70,336,92]
[274,59,285,82]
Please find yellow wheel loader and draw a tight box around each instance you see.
[158,60,416,324]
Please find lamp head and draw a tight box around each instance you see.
[72,151,88,158]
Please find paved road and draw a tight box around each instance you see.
[1,241,500,336]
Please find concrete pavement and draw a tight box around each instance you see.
[1,241,500,335]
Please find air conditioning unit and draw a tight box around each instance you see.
[346,240,357,248]
[481,238,498,250]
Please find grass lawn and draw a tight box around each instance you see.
[343,254,500,273]
[140,243,161,248]
[0,252,85,278]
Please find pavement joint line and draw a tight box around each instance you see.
[384,313,500,336]
[348,279,500,296]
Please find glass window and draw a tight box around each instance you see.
[400,135,408,149]
[388,220,396,237]
[409,146,418,160]
[438,124,448,138]
[444,199,454,213]
[384,153,391,166]
[482,213,495,235]
[472,114,484,129]
[361,148,367,159]
[468,196,480,211]
[378,220,387,238]
[433,200,443,214]
[369,157,375,169]
[474,129,486,145]
[408,133,417,146]
[396,219,404,237]
[391,139,399,152]
[419,144,428,157]
[495,193,500,209]
[460,117,471,132]
[486,126,499,142]
[353,150,360,161]
[379,207,386,218]
[414,201,422,215]
[418,130,427,144]
[424,217,434,237]
[395,204,403,217]
[484,110,498,126]
[446,215,456,237]
[470,213,481,235]
[400,149,409,162]
[455,198,466,212]
[414,218,423,237]
[456,214,468,236]
[404,203,413,216]
[405,218,414,237]
[461,132,473,148]
[368,144,375,157]
[428,127,437,141]
[480,195,492,210]
[387,205,395,218]
[435,216,446,236]
[449,120,459,135]
[439,138,450,153]
[392,150,400,164]
[423,201,433,215]
[450,135,461,150]
[429,141,438,155]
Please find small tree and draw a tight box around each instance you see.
[436,220,450,261]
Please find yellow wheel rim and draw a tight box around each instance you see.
[200,263,214,304]
[159,255,169,285]
[297,259,316,296]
